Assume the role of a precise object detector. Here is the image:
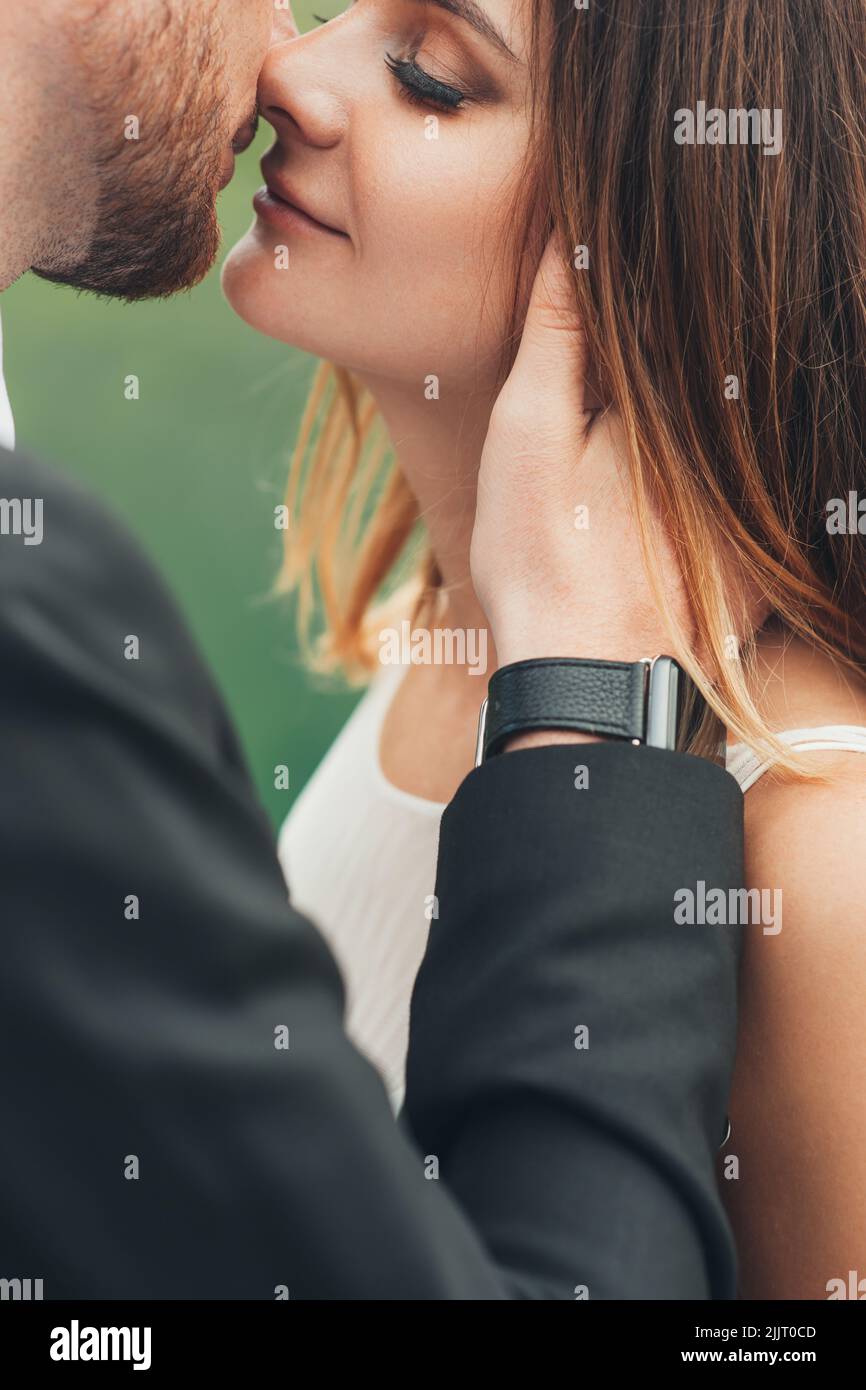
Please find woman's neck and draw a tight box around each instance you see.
[359,371,498,640]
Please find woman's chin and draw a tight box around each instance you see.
[220,230,344,358]
[221,235,288,341]
[220,232,503,388]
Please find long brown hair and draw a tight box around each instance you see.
[278,0,866,770]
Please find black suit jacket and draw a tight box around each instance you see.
[0,451,744,1299]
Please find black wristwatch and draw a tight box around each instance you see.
[475,656,724,766]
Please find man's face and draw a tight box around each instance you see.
[33,0,277,300]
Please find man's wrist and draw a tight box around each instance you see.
[476,657,639,763]
[503,729,606,753]
[477,652,720,767]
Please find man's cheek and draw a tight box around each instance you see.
[227,5,274,107]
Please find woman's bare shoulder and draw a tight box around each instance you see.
[743,623,866,910]
[725,625,866,1298]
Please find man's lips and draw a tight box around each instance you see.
[232,117,259,156]
[218,115,259,191]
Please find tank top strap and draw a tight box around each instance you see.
[726,725,866,793]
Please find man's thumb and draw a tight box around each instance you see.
[507,235,589,418]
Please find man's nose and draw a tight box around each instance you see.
[271,0,300,44]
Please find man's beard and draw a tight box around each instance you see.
[34,4,231,301]
[36,159,223,302]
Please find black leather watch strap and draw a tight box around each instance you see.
[480,658,648,761]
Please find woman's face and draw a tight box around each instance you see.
[222,0,532,394]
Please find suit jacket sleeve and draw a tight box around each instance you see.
[0,451,743,1299]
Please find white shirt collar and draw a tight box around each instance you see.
[0,308,16,452]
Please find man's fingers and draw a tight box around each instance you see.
[506,235,590,422]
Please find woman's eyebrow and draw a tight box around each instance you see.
[407,0,518,62]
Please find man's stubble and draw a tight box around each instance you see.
[33,0,229,300]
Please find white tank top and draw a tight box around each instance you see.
[278,665,866,1111]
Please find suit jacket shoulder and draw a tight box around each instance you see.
[0,447,248,777]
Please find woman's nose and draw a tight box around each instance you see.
[257,36,347,149]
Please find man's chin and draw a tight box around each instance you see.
[32,204,222,302]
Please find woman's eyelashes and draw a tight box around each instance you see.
[384,52,469,112]
[309,11,494,115]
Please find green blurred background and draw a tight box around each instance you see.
[2,1,354,832]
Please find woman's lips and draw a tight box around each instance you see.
[253,183,348,240]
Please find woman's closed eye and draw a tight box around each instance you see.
[384,52,469,112]
[312,8,499,117]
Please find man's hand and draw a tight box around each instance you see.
[471,238,695,671]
